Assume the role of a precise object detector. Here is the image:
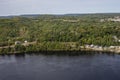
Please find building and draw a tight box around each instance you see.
[15,41,21,45]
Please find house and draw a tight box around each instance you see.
[99,46,102,48]
[100,19,105,22]
[113,36,118,41]
[90,44,94,48]
[85,45,90,48]
[118,40,120,42]
[15,41,21,45]
[24,40,28,43]
[115,46,120,49]
[93,45,99,48]
[109,46,115,49]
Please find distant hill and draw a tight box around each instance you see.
[1,13,120,18]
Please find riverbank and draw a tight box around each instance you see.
[0,47,118,55]
[0,50,116,56]
[0,42,120,55]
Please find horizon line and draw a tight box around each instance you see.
[1,12,120,17]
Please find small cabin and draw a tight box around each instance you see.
[15,41,21,45]
[90,44,94,48]
[85,45,90,48]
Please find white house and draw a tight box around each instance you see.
[15,41,21,45]
[24,40,28,43]
[90,44,94,48]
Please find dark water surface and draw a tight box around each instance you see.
[0,52,120,80]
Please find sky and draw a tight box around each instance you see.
[0,0,120,16]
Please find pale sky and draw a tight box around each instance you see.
[0,0,120,16]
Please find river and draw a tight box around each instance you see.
[0,52,120,80]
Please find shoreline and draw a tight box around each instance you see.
[0,49,118,56]
[0,43,120,55]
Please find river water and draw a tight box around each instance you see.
[0,52,120,80]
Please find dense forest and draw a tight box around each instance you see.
[0,13,120,54]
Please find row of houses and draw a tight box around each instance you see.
[84,44,120,52]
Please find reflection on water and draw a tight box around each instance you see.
[0,52,120,80]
